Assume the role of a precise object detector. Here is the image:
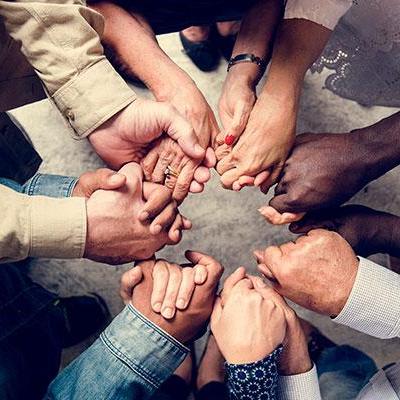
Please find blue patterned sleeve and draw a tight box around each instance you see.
[226,346,283,400]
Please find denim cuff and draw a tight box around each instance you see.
[23,173,78,198]
[100,305,188,390]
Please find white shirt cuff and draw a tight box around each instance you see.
[333,257,400,339]
[284,0,352,30]
[278,364,321,400]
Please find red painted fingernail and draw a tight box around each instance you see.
[225,135,235,145]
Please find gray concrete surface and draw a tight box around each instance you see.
[10,33,400,368]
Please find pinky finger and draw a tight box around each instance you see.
[168,215,184,243]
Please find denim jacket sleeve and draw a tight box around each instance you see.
[23,173,78,198]
[45,305,189,400]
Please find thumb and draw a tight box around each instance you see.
[224,101,250,146]
[117,162,143,201]
[158,103,205,160]
[95,169,126,191]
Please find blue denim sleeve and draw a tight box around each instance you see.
[226,346,283,400]
[22,173,78,198]
[45,305,189,400]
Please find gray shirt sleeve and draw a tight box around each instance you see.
[333,257,400,339]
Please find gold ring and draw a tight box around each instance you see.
[164,165,179,179]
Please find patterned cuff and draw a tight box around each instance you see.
[284,0,352,30]
[333,257,400,339]
[23,174,78,198]
[277,364,321,400]
[226,346,282,399]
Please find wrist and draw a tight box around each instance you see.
[152,70,196,102]
[226,59,264,87]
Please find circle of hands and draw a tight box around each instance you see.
[78,88,369,364]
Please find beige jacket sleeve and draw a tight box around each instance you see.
[0,184,87,263]
[0,0,136,138]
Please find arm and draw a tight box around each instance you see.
[46,305,188,400]
[216,7,345,190]
[0,184,86,263]
[289,205,400,258]
[0,0,136,139]
[334,257,400,339]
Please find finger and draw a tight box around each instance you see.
[151,261,169,313]
[119,266,143,304]
[257,263,276,280]
[161,263,182,319]
[232,175,255,191]
[172,162,197,202]
[182,216,192,230]
[160,103,205,159]
[193,166,211,184]
[269,193,298,213]
[193,264,208,284]
[151,151,175,183]
[210,296,223,327]
[215,144,231,162]
[258,205,302,225]
[150,202,178,234]
[141,150,159,182]
[220,167,246,189]
[259,246,283,280]
[203,147,217,168]
[93,169,126,190]
[185,250,224,288]
[168,214,184,243]
[253,249,265,264]
[140,182,172,221]
[220,266,247,303]
[189,181,204,193]
[254,171,270,187]
[176,267,195,310]
[224,101,251,145]
[216,152,235,176]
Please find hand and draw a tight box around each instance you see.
[289,205,391,257]
[140,82,218,201]
[270,131,374,215]
[211,268,286,364]
[88,98,205,169]
[84,162,191,264]
[141,138,216,202]
[72,168,126,198]
[216,92,296,191]
[255,229,359,317]
[130,252,224,343]
[217,72,256,146]
[120,258,209,319]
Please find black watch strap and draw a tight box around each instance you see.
[227,53,267,72]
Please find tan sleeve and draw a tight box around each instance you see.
[0,185,87,263]
[0,0,136,138]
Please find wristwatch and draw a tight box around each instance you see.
[227,53,267,72]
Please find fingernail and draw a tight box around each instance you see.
[176,298,186,309]
[140,211,149,221]
[225,135,235,145]
[258,206,268,214]
[162,307,174,319]
[194,269,205,284]
[153,302,162,312]
[152,224,162,234]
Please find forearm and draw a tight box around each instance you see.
[352,111,400,181]
[260,19,331,103]
[46,305,188,399]
[228,0,283,86]
[0,184,86,263]
[93,2,194,100]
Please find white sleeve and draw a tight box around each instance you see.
[333,257,400,339]
[284,0,353,30]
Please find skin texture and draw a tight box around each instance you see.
[88,98,207,201]
[290,205,400,258]
[211,268,286,364]
[216,19,331,191]
[129,252,224,343]
[255,229,359,317]
[84,162,191,264]
[120,258,208,319]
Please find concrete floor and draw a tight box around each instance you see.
[10,33,400,369]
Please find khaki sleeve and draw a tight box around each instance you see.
[0,0,136,138]
[0,184,87,263]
